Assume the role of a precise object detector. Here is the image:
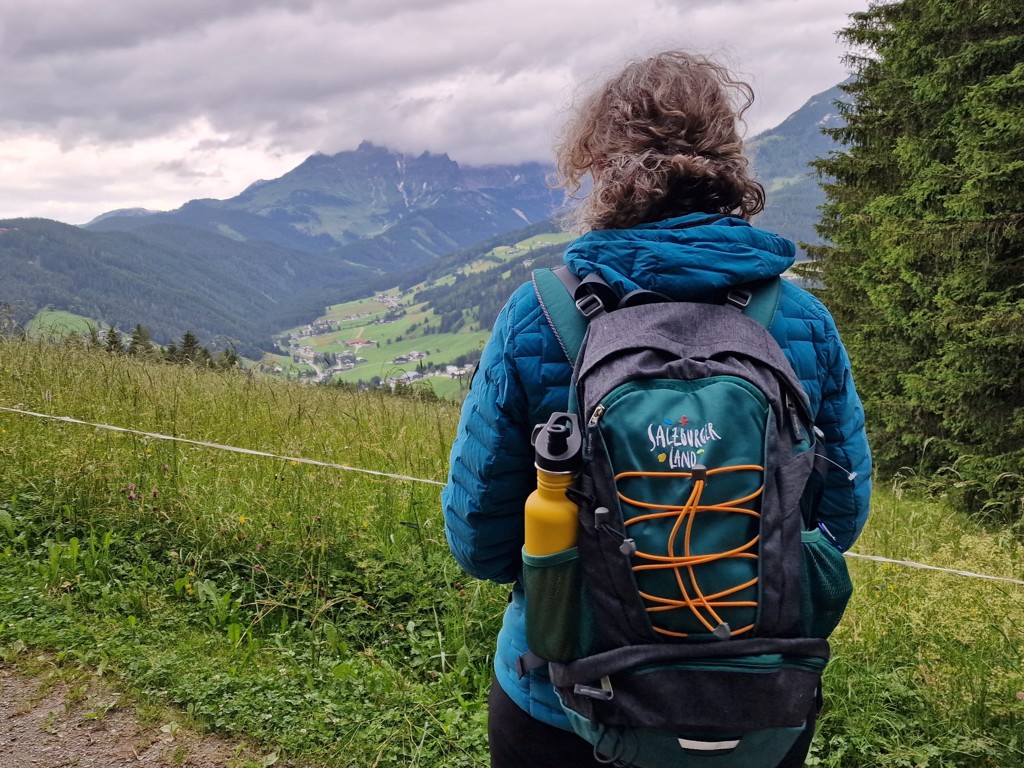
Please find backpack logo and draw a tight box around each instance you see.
[648,416,721,468]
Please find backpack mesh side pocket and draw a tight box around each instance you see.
[799,528,853,638]
[522,547,585,662]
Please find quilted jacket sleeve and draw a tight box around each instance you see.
[442,285,537,584]
[812,310,872,551]
[773,282,871,552]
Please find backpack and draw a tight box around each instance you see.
[519,265,854,768]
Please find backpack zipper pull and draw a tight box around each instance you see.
[581,404,605,462]
[785,393,808,443]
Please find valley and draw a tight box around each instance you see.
[267,231,571,398]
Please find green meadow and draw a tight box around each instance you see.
[278,292,486,391]
[25,309,97,340]
[0,339,1021,766]
[268,233,572,394]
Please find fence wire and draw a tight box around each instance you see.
[3,403,1023,587]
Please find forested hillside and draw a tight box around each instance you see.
[749,83,845,255]
[0,219,372,355]
[805,0,1024,520]
[413,242,564,333]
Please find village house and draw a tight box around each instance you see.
[387,371,423,387]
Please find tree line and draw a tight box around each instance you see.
[803,0,1023,521]
[87,323,241,369]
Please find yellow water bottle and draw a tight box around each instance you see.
[524,413,582,556]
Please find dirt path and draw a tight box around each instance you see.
[0,666,271,768]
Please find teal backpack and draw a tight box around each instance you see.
[520,266,854,768]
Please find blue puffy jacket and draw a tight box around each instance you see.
[442,213,872,731]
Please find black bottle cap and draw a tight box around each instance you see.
[531,412,582,473]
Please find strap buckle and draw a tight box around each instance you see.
[726,288,752,310]
[575,293,606,319]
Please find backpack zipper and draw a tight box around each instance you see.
[587,404,606,429]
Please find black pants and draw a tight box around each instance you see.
[488,679,607,767]
[487,678,816,768]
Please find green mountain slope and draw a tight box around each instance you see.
[0,219,374,355]
[88,142,561,272]
[265,223,571,392]
[749,83,846,257]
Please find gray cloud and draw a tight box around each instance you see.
[153,159,220,179]
[0,0,869,222]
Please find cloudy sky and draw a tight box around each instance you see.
[0,0,870,225]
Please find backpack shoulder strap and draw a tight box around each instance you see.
[534,268,785,363]
[533,266,587,363]
[725,276,783,329]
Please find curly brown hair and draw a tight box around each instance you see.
[554,50,765,232]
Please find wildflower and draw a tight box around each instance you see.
[187,571,195,578]
[128,482,135,492]
[253,564,264,572]
[152,488,159,499]
[128,492,137,501]
[290,460,298,466]
[160,464,170,472]
[184,583,194,596]
[238,515,248,523]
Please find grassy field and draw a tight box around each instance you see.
[25,309,97,340]
[1,338,1022,767]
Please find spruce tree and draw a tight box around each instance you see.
[127,324,152,357]
[808,0,1024,517]
[104,325,124,354]
[178,331,204,364]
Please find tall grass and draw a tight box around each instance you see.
[814,485,1024,766]
[1,337,1022,766]
[0,338,500,765]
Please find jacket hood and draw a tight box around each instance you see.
[562,213,796,301]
